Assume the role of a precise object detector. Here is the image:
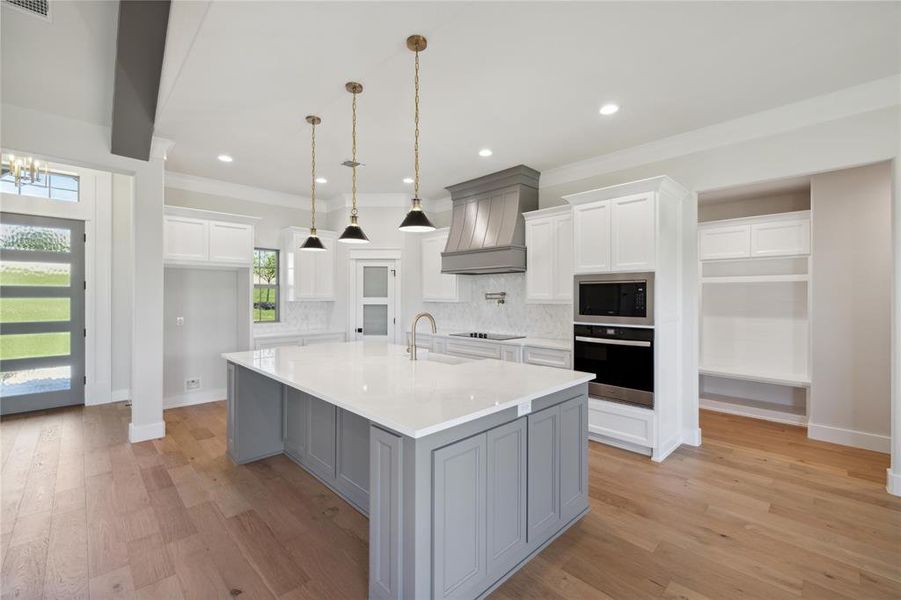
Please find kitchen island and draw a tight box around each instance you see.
[222,342,594,600]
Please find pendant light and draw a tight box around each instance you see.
[399,34,436,233]
[300,115,326,251]
[338,82,370,244]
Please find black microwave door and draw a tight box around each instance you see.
[579,282,646,318]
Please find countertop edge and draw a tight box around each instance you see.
[222,352,592,438]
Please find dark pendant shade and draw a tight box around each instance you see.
[300,231,327,251]
[399,198,435,232]
[338,215,370,244]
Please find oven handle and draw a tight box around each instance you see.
[574,336,651,348]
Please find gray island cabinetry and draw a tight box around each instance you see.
[223,342,592,600]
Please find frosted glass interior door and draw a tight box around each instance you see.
[0,213,85,415]
[355,261,395,342]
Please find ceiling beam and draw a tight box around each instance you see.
[111,0,171,161]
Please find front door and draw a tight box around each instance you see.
[354,261,396,342]
[0,212,85,415]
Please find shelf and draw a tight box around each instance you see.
[699,366,810,388]
[700,393,807,426]
[701,274,808,284]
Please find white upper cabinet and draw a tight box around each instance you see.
[698,224,751,260]
[163,207,256,266]
[611,193,656,271]
[283,228,336,301]
[699,211,810,262]
[164,215,209,262]
[571,193,656,274]
[421,228,468,302]
[208,221,253,264]
[750,216,810,257]
[572,200,611,274]
[524,207,572,303]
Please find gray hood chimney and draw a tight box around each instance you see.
[441,165,540,274]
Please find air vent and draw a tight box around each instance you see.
[3,0,50,20]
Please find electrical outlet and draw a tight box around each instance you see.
[176,316,185,327]
[185,377,201,391]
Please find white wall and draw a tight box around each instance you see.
[698,190,810,222]
[809,162,893,452]
[163,268,238,407]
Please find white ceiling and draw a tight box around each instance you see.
[2,2,899,201]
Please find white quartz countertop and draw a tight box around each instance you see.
[222,341,593,438]
[410,330,572,351]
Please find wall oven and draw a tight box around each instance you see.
[574,272,654,326]
[573,324,654,408]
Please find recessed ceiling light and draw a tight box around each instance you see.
[217,154,233,163]
[599,103,619,116]
[478,148,493,157]
[403,177,414,184]
[316,177,327,184]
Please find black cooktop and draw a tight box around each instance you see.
[450,332,525,341]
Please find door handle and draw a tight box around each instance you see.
[574,336,651,348]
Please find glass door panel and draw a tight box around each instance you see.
[0,213,84,414]
[355,262,395,342]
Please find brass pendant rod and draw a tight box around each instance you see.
[306,115,321,231]
[351,87,358,218]
[413,47,420,199]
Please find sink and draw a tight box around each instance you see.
[416,350,473,365]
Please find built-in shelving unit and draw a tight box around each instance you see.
[698,208,812,424]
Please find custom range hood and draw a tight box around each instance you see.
[441,165,540,274]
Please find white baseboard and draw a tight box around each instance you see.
[163,388,226,409]
[652,434,683,463]
[588,433,652,457]
[887,469,901,497]
[111,388,131,403]
[683,427,702,447]
[700,397,807,426]
[807,422,890,453]
[129,420,165,443]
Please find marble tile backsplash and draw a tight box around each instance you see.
[423,273,571,340]
[253,301,333,334]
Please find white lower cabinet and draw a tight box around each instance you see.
[587,398,655,450]
[522,346,571,369]
[253,331,345,350]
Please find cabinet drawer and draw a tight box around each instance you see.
[522,347,571,369]
[254,336,303,350]
[699,224,750,260]
[587,398,654,448]
[750,219,810,257]
[303,332,345,346]
[445,339,502,360]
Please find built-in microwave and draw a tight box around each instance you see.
[574,272,654,326]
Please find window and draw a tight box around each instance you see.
[0,168,80,203]
[253,248,279,322]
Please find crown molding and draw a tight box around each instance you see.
[164,171,309,209]
[541,74,901,189]
[150,137,175,161]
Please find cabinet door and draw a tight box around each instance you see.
[750,218,810,257]
[294,240,318,299]
[611,193,656,271]
[226,363,236,457]
[525,219,555,302]
[698,224,751,260]
[553,214,573,300]
[422,231,461,302]
[573,201,611,273]
[527,405,560,542]
[315,232,336,298]
[285,388,308,461]
[486,418,527,578]
[559,396,588,522]
[336,408,370,512]
[433,433,488,599]
[522,347,571,369]
[208,221,253,264]
[164,216,208,262]
[305,396,337,480]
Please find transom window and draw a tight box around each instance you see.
[253,248,279,322]
[0,167,80,203]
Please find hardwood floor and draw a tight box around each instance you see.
[2,402,899,599]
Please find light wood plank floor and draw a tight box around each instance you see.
[2,402,899,599]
